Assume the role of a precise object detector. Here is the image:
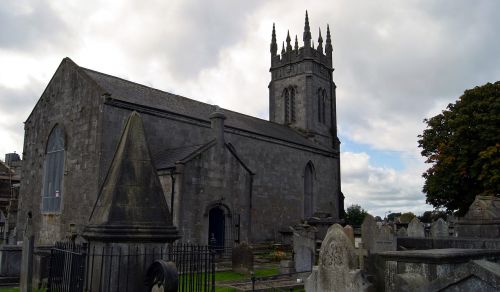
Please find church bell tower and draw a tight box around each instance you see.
[269,11,339,150]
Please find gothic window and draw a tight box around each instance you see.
[318,89,327,124]
[42,125,65,212]
[284,87,296,124]
[290,87,296,122]
[284,88,290,123]
[304,162,314,218]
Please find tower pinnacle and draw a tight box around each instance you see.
[294,35,299,51]
[303,10,311,47]
[325,24,333,65]
[317,28,323,52]
[286,30,292,52]
[270,23,277,56]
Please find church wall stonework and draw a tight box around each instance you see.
[97,104,340,244]
[17,59,103,245]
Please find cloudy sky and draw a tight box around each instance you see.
[1,0,499,217]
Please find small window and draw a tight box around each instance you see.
[42,125,65,212]
[284,89,290,123]
[284,87,296,124]
[318,89,327,124]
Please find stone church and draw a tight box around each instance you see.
[16,12,343,247]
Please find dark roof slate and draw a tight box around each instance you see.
[153,143,212,170]
[80,65,330,151]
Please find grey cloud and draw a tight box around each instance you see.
[0,1,73,52]
[128,0,265,80]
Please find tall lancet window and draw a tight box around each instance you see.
[284,87,296,124]
[42,125,65,212]
[318,89,326,124]
[304,162,314,218]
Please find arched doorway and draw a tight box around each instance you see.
[208,207,225,249]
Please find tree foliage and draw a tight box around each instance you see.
[418,81,500,215]
[418,210,448,223]
[345,204,369,226]
[387,212,401,222]
[399,212,416,224]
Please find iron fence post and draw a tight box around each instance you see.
[251,271,255,292]
[47,248,54,291]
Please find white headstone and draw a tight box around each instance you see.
[407,218,425,237]
[361,215,378,252]
[431,218,449,237]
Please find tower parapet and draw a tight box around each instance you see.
[270,11,333,81]
[268,11,338,149]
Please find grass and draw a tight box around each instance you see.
[214,267,280,292]
[215,267,279,282]
[0,268,280,292]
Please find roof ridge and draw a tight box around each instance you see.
[81,67,284,127]
[81,67,213,106]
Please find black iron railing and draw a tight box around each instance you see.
[48,242,216,292]
[47,241,87,292]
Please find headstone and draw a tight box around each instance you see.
[343,225,355,246]
[397,227,407,237]
[430,218,448,238]
[373,225,395,252]
[455,195,500,238]
[19,213,34,292]
[361,215,378,252]
[305,224,374,292]
[407,218,425,237]
[279,260,295,274]
[231,242,253,274]
[292,223,317,272]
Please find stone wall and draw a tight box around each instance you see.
[98,103,340,243]
[17,59,103,245]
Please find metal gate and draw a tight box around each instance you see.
[47,241,87,292]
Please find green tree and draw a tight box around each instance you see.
[399,212,416,224]
[345,204,369,226]
[387,212,401,222]
[418,81,500,215]
[418,210,448,223]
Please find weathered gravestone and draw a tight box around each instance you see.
[397,227,408,237]
[431,218,449,238]
[361,215,378,252]
[232,242,253,274]
[305,224,374,292]
[292,223,317,272]
[407,218,425,237]
[343,225,355,246]
[455,195,500,238]
[373,225,396,253]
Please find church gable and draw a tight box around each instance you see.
[170,138,253,244]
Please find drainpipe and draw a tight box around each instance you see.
[170,169,176,223]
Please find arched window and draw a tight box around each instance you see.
[42,125,65,212]
[284,87,296,124]
[304,162,314,218]
[284,88,290,123]
[318,89,327,124]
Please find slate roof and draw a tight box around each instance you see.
[78,63,331,152]
[153,142,213,170]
